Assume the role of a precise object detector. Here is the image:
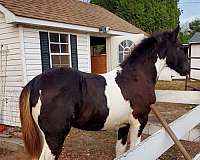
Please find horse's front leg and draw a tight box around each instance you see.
[129,113,149,149]
[129,116,141,149]
[115,124,130,157]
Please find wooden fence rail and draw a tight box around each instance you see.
[194,153,200,160]
[115,90,200,160]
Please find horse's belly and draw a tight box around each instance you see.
[102,104,132,130]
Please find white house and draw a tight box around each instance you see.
[0,0,146,126]
[189,32,200,80]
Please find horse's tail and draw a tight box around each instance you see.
[19,84,42,159]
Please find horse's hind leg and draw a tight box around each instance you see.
[116,124,130,157]
[31,97,55,160]
[32,101,60,160]
[39,133,55,160]
[38,114,71,160]
[38,100,73,160]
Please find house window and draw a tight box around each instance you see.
[119,40,135,63]
[49,33,70,68]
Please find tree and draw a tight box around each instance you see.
[178,32,191,44]
[91,0,180,34]
[178,19,200,44]
[91,0,118,13]
[189,19,200,34]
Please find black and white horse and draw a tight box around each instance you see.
[19,26,190,160]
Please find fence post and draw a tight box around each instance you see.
[150,104,192,160]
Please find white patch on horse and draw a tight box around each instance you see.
[101,68,133,130]
[32,91,55,160]
[155,57,167,78]
[39,141,55,160]
[115,139,127,158]
[129,116,141,149]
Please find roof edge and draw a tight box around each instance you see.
[189,42,200,44]
[14,16,144,36]
[0,4,15,23]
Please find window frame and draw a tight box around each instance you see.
[118,40,135,64]
[48,32,71,68]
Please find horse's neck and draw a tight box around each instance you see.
[119,54,158,85]
[105,53,166,81]
[155,57,167,78]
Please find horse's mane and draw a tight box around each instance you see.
[120,32,168,68]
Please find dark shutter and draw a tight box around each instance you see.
[39,32,50,72]
[70,35,78,69]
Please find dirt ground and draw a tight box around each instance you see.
[0,80,200,160]
[0,129,200,160]
[155,79,200,91]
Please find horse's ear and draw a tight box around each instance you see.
[171,25,180,42]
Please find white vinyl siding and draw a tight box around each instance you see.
[190,44,200,79]
[191,44,200,57]
[110,34,144,70]
[0,23,92,126]
[23,30,91,78]
[0,12,22,126]
[77,34,90,72]
[23,27,42,82]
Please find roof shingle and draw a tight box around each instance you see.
[189,32,200,43]
[0,0,147,34]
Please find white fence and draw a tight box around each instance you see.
[116,90,200,160]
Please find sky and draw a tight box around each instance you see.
[178,0,200,24]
